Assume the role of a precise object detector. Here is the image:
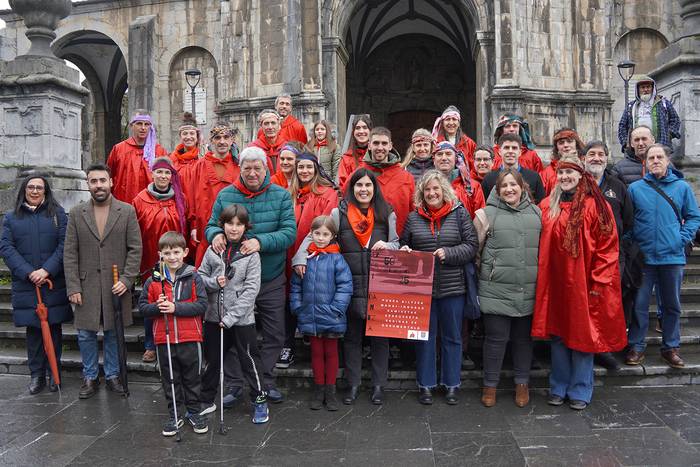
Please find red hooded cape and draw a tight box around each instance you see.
[531,196,627,353]
[107,137,168,203]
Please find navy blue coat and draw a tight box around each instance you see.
[0,204,73,327]
[289,251,352,336]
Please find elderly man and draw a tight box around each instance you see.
[251,109,287,172]
[612,125,655,186]
[64,163,142,399]
[583,141,634,370]
[107,110,168,203]
[625,144,700,369]
[481,133,546,203]
[204,147,296,406]
[618,77,680,153]
[492,114,543,173]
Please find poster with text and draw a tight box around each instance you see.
[365,249,434,340]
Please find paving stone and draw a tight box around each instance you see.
[433,431,525,466]
[602,427,700,466]
[582,398,666,429]
[346,415,431,451]
[0,431,96,467]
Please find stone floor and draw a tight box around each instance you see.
[0,374,698,466]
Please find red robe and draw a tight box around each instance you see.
[541,159,559,195]
[132,188,186,281]
[169,144,200,200]
[452,175,486,219]
[256,115,308,145]
[436,134,477,170]
[106,138,168,203]
[531,196,627,353]
[250,137,285,173]
[493,145,543,173]
[187,152,240,266]
[345,161,415,235]
[336,148,367,189]
[271,172,290,189]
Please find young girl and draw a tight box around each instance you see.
[198,204,269,424]
[290,215,353,411]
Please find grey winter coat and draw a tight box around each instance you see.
[474,190,541,317]
[198,246,261,328]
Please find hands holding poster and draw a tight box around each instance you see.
[365,250,434,340]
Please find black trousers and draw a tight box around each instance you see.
[224,274,286,389]
[26,324,62,378]
[343,314,389,387]
[482,314,533,387]
[202,322,265,404]
[157,341,202,416]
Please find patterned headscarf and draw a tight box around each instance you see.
[494,114,536,150]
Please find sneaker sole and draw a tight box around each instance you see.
[275,362,291,369]
[199,404,216,415]
[252,416,269,424]
[624,358,644,365]
[162,420,184,436]
[191,426,209,434]
[547,399,564,406]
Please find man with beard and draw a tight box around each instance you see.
[583,141,634,370]
[618,77,680,153]
[64,163,142,399]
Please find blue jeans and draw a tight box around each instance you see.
[415,295,464,389]
[77,329,119,380]
[629,265,683,352]
[143,317,155,351]
[549,336,594,403]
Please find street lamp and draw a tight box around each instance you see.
[184,69,202,116]
[617,60,636,111]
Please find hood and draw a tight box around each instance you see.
[485,183,532,211]
[644,166,684,184]
[493,114,536,150]
[363,148,402,168]
[635,75,657,103]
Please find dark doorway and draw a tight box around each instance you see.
[387,110,440,157]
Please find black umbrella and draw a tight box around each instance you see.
[112,264,130,397]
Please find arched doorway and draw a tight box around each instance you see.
[344,0,477,155]
[53,31,128,165]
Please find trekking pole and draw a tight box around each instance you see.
[218,251,227,435]
[159,257,181,442]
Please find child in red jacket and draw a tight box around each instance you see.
[139,231,208,437]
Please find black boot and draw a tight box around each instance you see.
[594,352,620,370]
[79,378,99,399]
[325,385,339,411]
[310,384,324,410]
[29,375,45,395]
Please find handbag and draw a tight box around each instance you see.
[455,206,481,319]
[643,179,694,256]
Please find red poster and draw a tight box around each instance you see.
[365,250,434,340]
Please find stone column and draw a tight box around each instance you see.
[0,0,89,211]
[128,15,157,115]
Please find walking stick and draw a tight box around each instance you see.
[158,258,181,442]
[218,252,227,435]
[111,266,129,397]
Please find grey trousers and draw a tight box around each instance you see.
[482,314,533,387]
[343,314,389,387]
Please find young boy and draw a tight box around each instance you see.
[139,231,209,436]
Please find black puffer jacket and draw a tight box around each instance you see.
[406,158,435,184]
[400,203,478,298]
[611,153,644,186]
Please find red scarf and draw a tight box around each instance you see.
[418,201,454,235]
[307,242,341,258]
[233,177,271,199]
[174,143,199,162]
[315,139,328,150]
[294,185,312,219]
[347,203,374,247]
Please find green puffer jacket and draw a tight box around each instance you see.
[205,176,297,282]
[475,189,541,317]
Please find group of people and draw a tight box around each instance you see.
[1,79,698,438]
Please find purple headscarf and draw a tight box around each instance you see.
[151,158,187,234]
[130,114,158,168]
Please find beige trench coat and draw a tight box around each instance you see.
[64,198,142,332]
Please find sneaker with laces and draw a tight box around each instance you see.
[253,396,269,424]
[222,386,243,408]
[185,412,209,434]
[162,417,184,437]
[276,348,294,369]
[199,402,216,415]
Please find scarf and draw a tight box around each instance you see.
[347,203,374,248]
[151,158,187,234]
[314,139,328,149]
[173,143,199,162]
[233,176,271,199]
[130,114,157,168]
[417,201,454,235]
[294,185,312,218]
[557,161,614,258]
[494,114,536,150]
[431,109,461,139]
[307,242,341,258]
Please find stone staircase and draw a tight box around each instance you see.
[0,254,699,389]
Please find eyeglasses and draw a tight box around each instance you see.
[26,185,45,192]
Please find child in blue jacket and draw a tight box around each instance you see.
[290,215,352,411]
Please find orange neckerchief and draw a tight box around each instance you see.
[232,177,270,199]
[173,143,199,162]
[417,201,454,235]
[307,242,341,258]
[271,171,289,189]
[347,203,374,248]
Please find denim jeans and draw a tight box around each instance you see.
[77,328,119,380]
[549,336,594,403]
[143,317,155,351]
[629,265,683,352]
[415,295,464,389]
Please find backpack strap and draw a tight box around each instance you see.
[643,179,682,224]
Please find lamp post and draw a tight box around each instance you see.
[184,69,202,116]
[617,60,636,111]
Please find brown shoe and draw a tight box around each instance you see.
[142,350,157,363]
[481,387,496,407]
[625,349,645,365]
[79,378,99,399]
[661,349,685,369]
[514,383,529,407]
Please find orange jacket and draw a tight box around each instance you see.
[541,159,559,196]
[107,138,168,203]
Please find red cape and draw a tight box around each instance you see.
[256,115,308,145]
[452,176,486,219]
[531,196,627,353]
[541,159,559,195]
[107,138,168,203]
[337,148,367,189]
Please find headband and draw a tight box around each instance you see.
[281,144,303,157]
[553,129,579,143]
[210,125,233,138]
[130,114,157,168]
[411,134,434,145]
[557,161,584,174]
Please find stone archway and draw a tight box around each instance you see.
[52,31,127,164]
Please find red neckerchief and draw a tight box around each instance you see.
[174,143,199,162]
[347,203,374,247]
[307,242,341,258]
[294,185,312,219]
[233,177,271,199]
[417,201,454,235]
[315,139,328,149]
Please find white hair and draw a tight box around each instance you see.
[239,146,269,168]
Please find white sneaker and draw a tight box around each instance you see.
[199,402,216,415]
